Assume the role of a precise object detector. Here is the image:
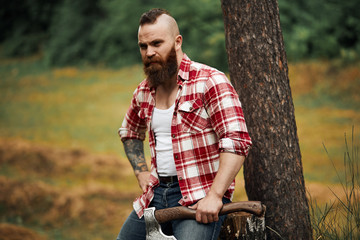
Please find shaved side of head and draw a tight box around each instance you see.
[139,8,180,37]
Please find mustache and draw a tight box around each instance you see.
[143,57,163,67]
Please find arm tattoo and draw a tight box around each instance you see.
[123,139,148,173]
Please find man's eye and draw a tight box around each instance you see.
[139,44,147,50]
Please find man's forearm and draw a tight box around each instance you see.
[209,152,245,198]
[123,138,148,175]
[190,152,245,223]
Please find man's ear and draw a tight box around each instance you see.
[175,35,183,51]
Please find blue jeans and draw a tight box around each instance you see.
[116,181,230,240]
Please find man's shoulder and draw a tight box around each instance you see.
[130,79,152,102]
[133,79,150,93]
[137,78,150,88]
[180,54,225,81]
[188,60,228,84]
[189,60,218,74]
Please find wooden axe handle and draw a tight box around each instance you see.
[154,201,264,224]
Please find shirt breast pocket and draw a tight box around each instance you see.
[178,99,210,133]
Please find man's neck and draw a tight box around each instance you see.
[177,51,184,69]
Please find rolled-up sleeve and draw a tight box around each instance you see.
[204,72,252,156]
[118,89,147,142]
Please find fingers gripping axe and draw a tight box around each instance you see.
[144,201,265,240]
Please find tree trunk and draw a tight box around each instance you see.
[219,211,266,240]
[220,0,312,239]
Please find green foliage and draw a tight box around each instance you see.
[88,0,145,66]
[1,0,360,68]
[43,0,227,70]
[44,0,105,66]
[168,0,227,70]
[279,0,360,61]
[0,0,60,57]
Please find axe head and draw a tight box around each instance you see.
[144,207,176,240]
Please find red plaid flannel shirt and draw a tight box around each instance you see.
[119,54,252,218]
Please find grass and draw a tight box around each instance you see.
[1,56,359,182]
[288,60,360,186]
[0,56,146,156]
[0,138,138,240]
[310,128,360,239]
[0,55,360,239]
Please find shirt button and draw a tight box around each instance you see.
[174,155,178,159]
[184,196,188,199]
[189,107,193,111]
[179,177,183,180]
[172,134,176,138]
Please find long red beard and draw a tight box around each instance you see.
[143,47,178,88]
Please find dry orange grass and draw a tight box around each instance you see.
[0,138,135,183]
[2,138,348,237]
[0,175,134,238]
[289,61,330,97]
[232,171,355,205]
[296,106,360,175]
[0,138,139,239]
[0,223,46,240]
[306,182,358,204]
[289,61,360,99]
[287,61,360,183]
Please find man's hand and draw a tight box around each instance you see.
[189,192,223,224]
[136,171,151,192]
[189,152,245,224]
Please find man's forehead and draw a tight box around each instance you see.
[138,21,169,42]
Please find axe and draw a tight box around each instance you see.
[144,201,264,240]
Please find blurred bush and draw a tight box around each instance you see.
[1,0,359,70]
[0,0,60,57]
[279,0,360,62]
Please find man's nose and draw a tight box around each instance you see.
[146,47,156,58]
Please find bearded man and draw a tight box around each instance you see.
[117,8,252,240]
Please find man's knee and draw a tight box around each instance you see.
[117,210,146,240]
[172,216,226,240]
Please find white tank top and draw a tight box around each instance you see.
[151,104,177,176]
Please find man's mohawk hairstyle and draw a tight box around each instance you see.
[139,8,171,25]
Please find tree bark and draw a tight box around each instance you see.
[220,0,312,239]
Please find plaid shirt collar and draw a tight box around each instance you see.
[177,53,191,83]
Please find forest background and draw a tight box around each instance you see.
[0,0,360,239]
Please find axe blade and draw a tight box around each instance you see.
[144,207,176,240]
